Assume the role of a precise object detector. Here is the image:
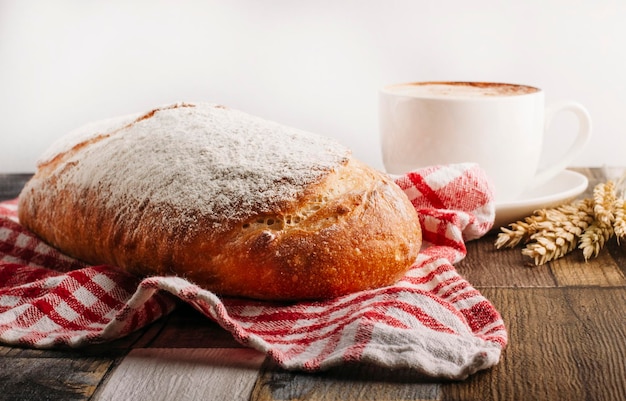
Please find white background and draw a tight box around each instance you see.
[1,0,624,173]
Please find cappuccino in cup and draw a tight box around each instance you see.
[389,82,539,98]
[379,81,592,202]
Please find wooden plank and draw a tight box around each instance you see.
[607,235,626,275]
[456,234,558,288]
[94,348,265,401]
[550,248,626,287]
[251,361,441,401]
[441,287,626,401]
[2,345,126,359]
[0,355,113,401]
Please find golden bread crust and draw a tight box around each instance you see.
[18,103,421,300]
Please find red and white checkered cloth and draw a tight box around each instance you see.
[0,163,506,379]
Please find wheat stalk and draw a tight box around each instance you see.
[496,199,594,265]
[614,197,626,241]
[495,174,626,265]
[579,220,613,260]
[593,181,616,225]
[614,174,626,241]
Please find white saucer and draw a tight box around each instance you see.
[494,170,589,229]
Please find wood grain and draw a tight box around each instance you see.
[442,287,626,401]
[457,235,558,288]
[251,361,441,401]
[550,249,626,287]
[0,354,113,401]
[607,236,626,276]
[94,348,265,401]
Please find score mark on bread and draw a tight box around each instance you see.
[18,103,422,300]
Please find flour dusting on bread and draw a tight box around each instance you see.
[38,112,142,166]
[41,103,350,230]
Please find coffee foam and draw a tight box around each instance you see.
[386,82,539,98]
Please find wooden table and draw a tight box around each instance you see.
[1,168,625,401]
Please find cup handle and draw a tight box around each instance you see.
[532,101,592,187]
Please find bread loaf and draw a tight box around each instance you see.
[18,103,422,300]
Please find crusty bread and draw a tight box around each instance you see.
[18,103,422,300]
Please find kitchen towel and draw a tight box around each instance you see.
[0,162,506,380]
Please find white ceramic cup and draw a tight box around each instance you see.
[379,81,592,202]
